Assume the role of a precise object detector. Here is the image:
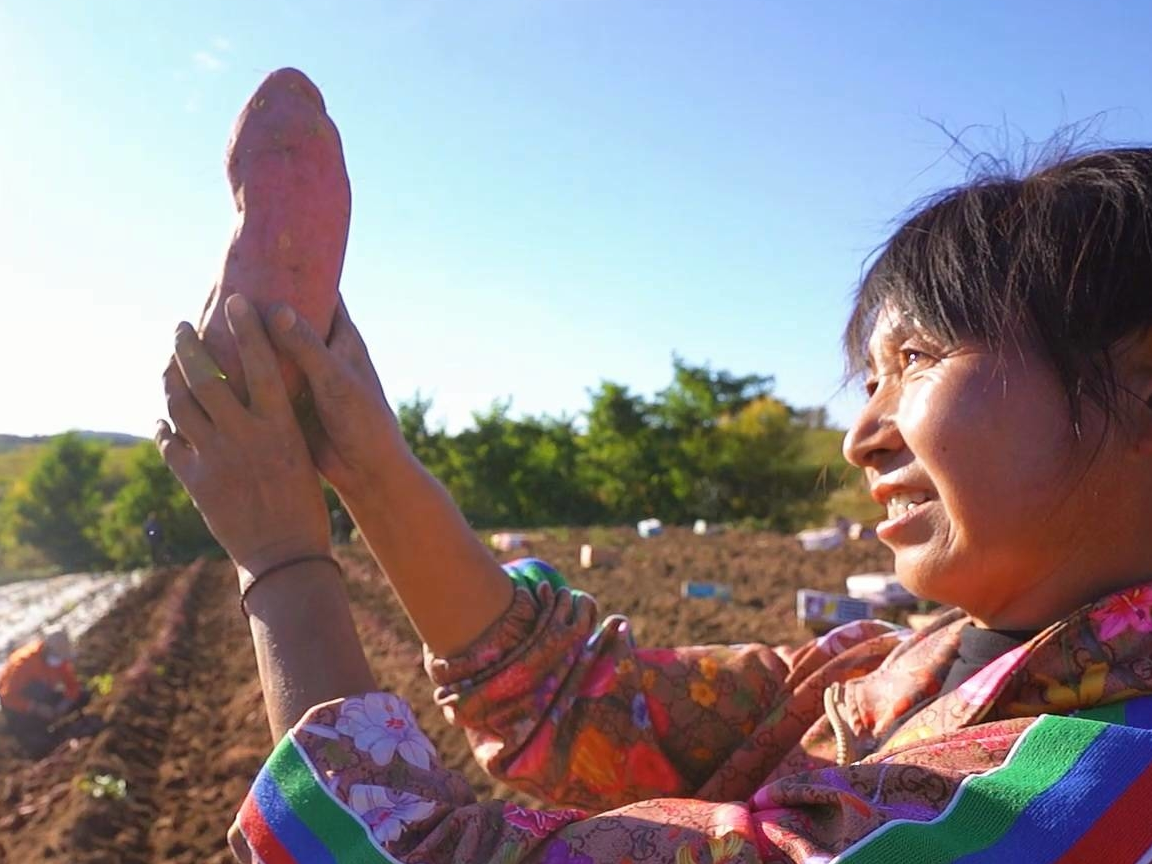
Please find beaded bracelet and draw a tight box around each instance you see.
[239,553,342,617]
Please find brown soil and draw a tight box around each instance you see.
[0,527,893,862]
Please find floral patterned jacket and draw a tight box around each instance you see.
[237,559,1152,863]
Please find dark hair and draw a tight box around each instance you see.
[845,147,1152,434]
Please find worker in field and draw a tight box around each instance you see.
[163,146,1152,863]
[143,510,166,565]
[0,629,91,758]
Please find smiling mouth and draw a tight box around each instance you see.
[885,492,930,521]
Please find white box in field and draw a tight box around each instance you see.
[490,533,528,552]
[637,518,663,538]
[579,545,620,569]
[796,527,844,551]
[796,588,876,630]
[845,572,916,606]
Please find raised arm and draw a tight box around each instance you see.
[159,295,376,739]
[156,297,1105,864]
[260,299,515,657]
[426,558,905,809]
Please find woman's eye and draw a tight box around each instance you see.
[900,348,933,370]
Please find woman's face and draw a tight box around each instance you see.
[842,304,1134,626]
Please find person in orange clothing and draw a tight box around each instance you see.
[0,629,90,758]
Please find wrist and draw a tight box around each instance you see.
[235,540,333,585]
[240,554,343,618]
[337,444,424,519]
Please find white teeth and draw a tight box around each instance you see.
[886,492,929,520]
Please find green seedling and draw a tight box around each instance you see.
[76,773,128,801]
[87,673,114,697]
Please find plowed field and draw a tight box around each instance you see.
[0,527,893,863]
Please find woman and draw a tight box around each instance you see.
[161,147,1152,863]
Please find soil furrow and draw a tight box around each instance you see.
[1,563,205,863]
[0,529,895,863]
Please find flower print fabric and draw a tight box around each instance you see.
[348,784,438,844]
[333,692,437,769]
[1089,585,1152,639]
[540,839,596,864]
[503,803,589,838]
[236,558,1152,862]
[427,559,908,808]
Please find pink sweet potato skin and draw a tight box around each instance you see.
[197,67,351,403]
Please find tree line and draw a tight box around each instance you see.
[0,358,865,573]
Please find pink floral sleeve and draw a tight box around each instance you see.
[233,573,1152,862]
[235,690,786,863]
[237,689,1129,863]
[424,558,904,810]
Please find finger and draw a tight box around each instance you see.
[224,294,290,417]
[326,297,389,407]
[173,323,247,428]
[328,296,374,373]
[226,820,253,864]
[265,302,338,386]
[327,295,358,348]
[154,419,194,482]
[163,359,214,448]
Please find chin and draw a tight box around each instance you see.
[893,557,957,607]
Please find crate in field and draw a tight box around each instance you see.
[490,533,528,552]
[796,588,876,632]
[845,572,917,606]
[680,580,733,601]
[579,545,620,569]
[637,518,663,538]
[796,527,844,551]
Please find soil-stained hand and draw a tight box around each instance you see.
[264,296,410,506]
[158,294,331,576]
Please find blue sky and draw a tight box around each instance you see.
[3,1,1151,437]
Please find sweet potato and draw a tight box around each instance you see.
[197,67,351,404]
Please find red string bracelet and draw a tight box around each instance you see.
[239,553,342,617]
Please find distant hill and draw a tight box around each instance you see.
[0,432,148,504]
[0,431,147,453]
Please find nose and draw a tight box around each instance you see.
[843,387,904,469]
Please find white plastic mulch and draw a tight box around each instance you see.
[0,570,150,664]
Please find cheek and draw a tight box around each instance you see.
[900,376,995,487]
[906,372,1075,521]
[899,377,962,461]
